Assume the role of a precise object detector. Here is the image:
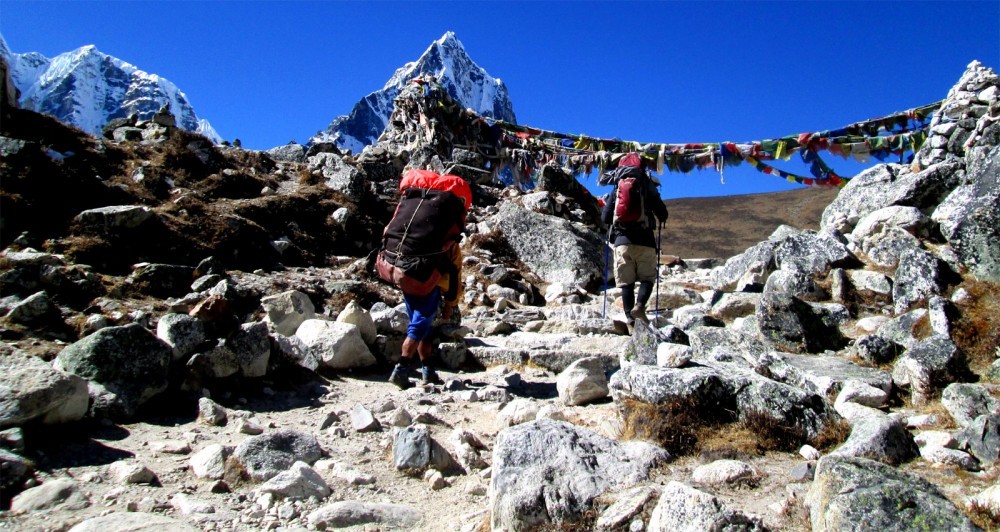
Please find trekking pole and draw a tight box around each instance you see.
[602,226,612,319]
[655,223,662,320]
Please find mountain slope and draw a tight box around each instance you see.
[310,32,516,153]
[0,34,221,143]
[663,187,840,259]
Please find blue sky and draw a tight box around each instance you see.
[2,1,998,199]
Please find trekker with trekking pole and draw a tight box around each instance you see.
[600,153,668,327]
[375,168,471,389]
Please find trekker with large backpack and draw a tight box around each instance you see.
[376,168,471,389]
[600,153,669,326]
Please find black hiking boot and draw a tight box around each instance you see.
[389,367,412,390]
[420,366,443,385]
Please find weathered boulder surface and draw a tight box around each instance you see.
[756,291,847,354]
[957,413,1000,467]
[610,363,841,442]
[491,201,604,287]
[233,429,323,481]
[947,145,1000,281]
[807,456,977,531]
[55,323,172,419]
[295,319,375,369]
[261,290,316,337]
[307,501,422,529]
[10,478,90,513]
[67,512,200,532]
[490,419,667,531]
[942,382,1000,428]
[1,348,88,427]
[556,356,609,406]
[647,481,763,531]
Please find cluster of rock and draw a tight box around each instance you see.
[101,103,183,144]
[1,62,999,531]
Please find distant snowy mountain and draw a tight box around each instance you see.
[311,32,516,154]
[0,34,222,143]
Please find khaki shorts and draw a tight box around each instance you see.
[613,245,658,286]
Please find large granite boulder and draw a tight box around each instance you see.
[490,419,667,531]
[942,383,1000,428]
[957,413,1000,467]
[756,291,846,354]
[295,319,375,369]
[491,201,604,287]
[233,429,323,481]
[55,324,172,419]
[892,335,968,406]
[74,205,155,230]
[774,229,856,275]
[852,205,935,241]
[647,481,763,531]
[307,152,366,202]
[261,290,316,337]
[266,142,306,163]
[556,356,609,406]
[821,160,962,233]
[945,145,1000,281]
[709,240,778,291]
[807,456,977,531]
[610,363,841,443]
[0,348,88,427]
[892,248,952,314]
[829,406,918,465]
[155,313,207,361]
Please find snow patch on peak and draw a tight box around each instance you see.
[436,31,461,47]
[3,36,222,144]
[311,32,516,152]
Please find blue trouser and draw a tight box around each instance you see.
[403,287,441,341]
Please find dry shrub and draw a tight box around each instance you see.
[952,280,1000,376]
[697,424,768,460]
[620,398,709,456]
[809,417,852,451]
[966,500,1000,531]
[620,397,739,457]
[621,397,849,458]
[299,168,322,186]
[59,235,112,266]
[468,230,518,264]
[737,410,809,453]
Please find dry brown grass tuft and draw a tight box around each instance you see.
[952,280,1000,377]
[696,424,768,459]
[58,235,112,266]
[619,398,717,457]
[467,230,518,265]
[620,399,840,457]
[809,417,852,451]
[298,168,322,186]
[966,500,1000,531]
[737,410,810,453]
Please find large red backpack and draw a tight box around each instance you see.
[376,169,472,296]
[612,154,649,226]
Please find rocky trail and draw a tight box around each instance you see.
[1,60,1000,531]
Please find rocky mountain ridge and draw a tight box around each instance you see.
[0,34,221,144]
[0,59,998,532]
[309,32,517,154]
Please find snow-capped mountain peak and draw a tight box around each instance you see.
[1,34,222,143]
[311,32,516,154]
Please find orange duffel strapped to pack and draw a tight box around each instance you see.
[375,169,471,296]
